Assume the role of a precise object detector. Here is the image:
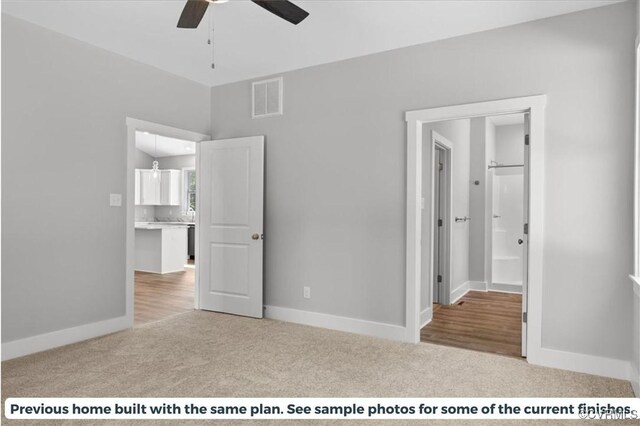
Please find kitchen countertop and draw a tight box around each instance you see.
[135,222,191,230]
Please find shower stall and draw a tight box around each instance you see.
[489,163,524,292]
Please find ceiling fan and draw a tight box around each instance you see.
[177,0,310,28]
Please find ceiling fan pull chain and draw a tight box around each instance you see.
[209,8,215,69]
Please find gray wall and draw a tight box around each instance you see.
[1,14,211,343]
[421,119,470,311]
[155,154,195,170]
[211,1,636,361]
[135,148,155,169]
[468,118,488,283]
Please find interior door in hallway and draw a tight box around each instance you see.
[433,147,446,304]
[198,136,264,318]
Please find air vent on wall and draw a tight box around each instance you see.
[252,77,283,118]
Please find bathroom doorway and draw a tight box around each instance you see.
[419,112,529,358]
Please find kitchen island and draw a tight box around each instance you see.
[135,223,189,274]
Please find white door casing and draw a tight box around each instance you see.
[198,136,265,318]
[405,95,546,359]
[521,113,530,357]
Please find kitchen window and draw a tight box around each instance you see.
[183,168,196,213]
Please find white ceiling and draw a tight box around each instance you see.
[136,131,196,158]
[3,0,621,87]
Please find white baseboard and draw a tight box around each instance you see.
[468,281,487,291]
[420,307,433,328]
[528,347,632,382]
[264,306,405,343]
[1,315,131,361]
[450,281,470,304]
[450,281,487,304]
[632,366,639,397]
[489,282,522,294]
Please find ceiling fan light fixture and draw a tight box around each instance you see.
[152,134,160,178]
[178,0,309,29]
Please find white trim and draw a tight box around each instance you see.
[1,315,129,361]
[489,282,523,294]
[420,307,433,328]
[134,268,186,275]
[634,41,639,278]
[405,95,547,358]
[126,118,210,324]
[631,275,640,297]
[264,305,405,342]
[449,281,488,303]
[450,281,470,304]
[528,347,631,382]
[469,280,488,291]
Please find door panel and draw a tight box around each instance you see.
[210,148,250,226]
[198,136,264,318]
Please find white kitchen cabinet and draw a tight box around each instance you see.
[139,170,161,205]
[135,225,188,273]
[135,169,181,206]
[160,170,182,206]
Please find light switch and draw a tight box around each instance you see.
[110,193,122,207]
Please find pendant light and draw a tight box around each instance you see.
[152,134,160,178]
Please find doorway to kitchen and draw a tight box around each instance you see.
[126,118,210,328]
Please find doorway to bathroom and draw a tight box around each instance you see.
[418,112,529,359]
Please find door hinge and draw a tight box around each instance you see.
[438,219,443,227]
[522,312,527,323]
[439,162,443,171]
[437,275,442,283]
[523,223,529,235]
[524,134,530,146]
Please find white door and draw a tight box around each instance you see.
[522,113,530,357]
[198,136,264,318]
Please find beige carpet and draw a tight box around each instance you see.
[1,311,634,425]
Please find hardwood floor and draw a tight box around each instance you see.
[135,268,195,327]
[420,291,522,358]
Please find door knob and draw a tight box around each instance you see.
[252,233,260,240]
[517,239,523,245]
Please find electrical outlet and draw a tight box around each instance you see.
[303,287,311,299]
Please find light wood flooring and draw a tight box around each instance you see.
[134,267,195,326]
[420,291,522,358]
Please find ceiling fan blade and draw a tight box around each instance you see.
[251,0,309,25]
[177,0,210,28]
